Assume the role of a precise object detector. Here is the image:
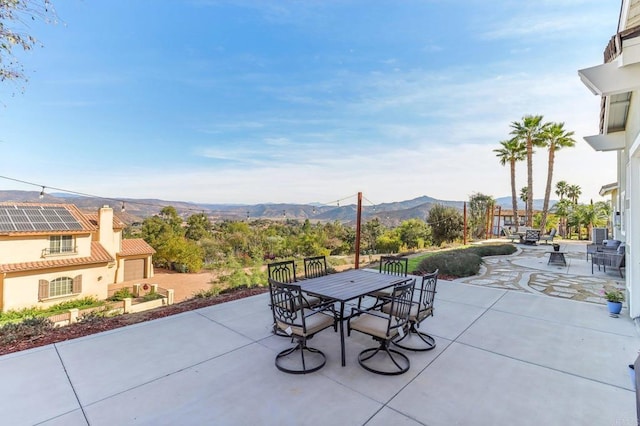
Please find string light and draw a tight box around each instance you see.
[39,186,45,199]
[121,201,126,212]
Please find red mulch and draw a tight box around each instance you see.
[1,274,455,357]
[0,287,268,356]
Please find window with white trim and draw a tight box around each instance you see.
[49,235,74,254]
[49,277,74,297]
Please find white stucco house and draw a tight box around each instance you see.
[579,0,640,319]
[0,203,154,312]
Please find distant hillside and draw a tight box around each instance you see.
[0,191,466,225]
[494,196,556,210]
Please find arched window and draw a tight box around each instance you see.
[50,277,74,297]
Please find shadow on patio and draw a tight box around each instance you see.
[2,270,638,425]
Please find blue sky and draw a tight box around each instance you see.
[0,0,620,206]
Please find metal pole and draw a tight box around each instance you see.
[463,202,467,245]
[355,192,362,269]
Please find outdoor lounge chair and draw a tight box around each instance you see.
[592,243,625,278]
[539,228,557,245]
[348,277,415,375]
[503,228,520,243]
[523,229,540,245]
[269,278,337,374]
[383,269,438,351]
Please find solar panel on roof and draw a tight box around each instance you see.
[0,206,83,232]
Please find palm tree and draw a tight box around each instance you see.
[519,186,528,226]
[567,184,582,205]
[539,123,576,232]
[554,181,570,237]
[555,180,569,201]
[552,199,573,238]
[510,115,548,227]
[493,138,526,231]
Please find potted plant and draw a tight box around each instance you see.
[604,289,624,316]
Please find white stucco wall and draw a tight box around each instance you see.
[0,233,92,264]
[2,265,111,312]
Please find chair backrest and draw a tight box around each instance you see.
[379,255,408,276]
[525,230,540,240]
[304,256,327,279]
[384,278,415,337]
[416,270,438,321]
[268,260,297,283]
[549,228,557,237]
[268,278,306,334]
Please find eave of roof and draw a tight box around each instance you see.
[0,242,114,273]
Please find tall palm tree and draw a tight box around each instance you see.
[555,180,569,201]
[519,186,528,226]
[567,184,582,205]
[510,115,548,227]
[539,123,576,232]
[493,138,526,231]
[552,199,573,239]
[555,181,570,237]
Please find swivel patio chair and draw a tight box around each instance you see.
[347,277,415,375]
[267,260,298,284]
[369,255,409,303]
[268,260,320,336]
[269,278,337,374]
[303,256,328,279]
[383,270,438,351]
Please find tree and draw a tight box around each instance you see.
[428,204,463,246]
[362,218,384,253]
[185,213,212,241]
[551,199,573,238]
[567,184,582,205]
[468,193,495,239]
[510,115,548,227]
[1,1,56,85]
[539,123,576,232]
[519,187,528,226]
[494,138,526,231]
[555,180,570,237]
[397,219,431,249]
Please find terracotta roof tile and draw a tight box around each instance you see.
[120,239,155,256]
[84,213,126,230]
[0,242,114,273]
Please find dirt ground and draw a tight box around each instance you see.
[109,268,218,302]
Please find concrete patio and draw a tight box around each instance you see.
[2,255,639,425]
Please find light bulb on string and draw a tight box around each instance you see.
[121,202,126,212]
[39,186,45,199]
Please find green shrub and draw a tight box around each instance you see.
[193,286,221,298]
[415,251,482,277]
[108,287,134,301]
[142,292,164,302]
[463,244,517,257]
[0,317,54,345]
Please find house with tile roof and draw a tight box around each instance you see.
[0,203,154,312]
[579,0,640,318]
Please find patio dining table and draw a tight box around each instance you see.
[299,269,400,366]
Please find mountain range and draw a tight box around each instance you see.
[0,191,552,226]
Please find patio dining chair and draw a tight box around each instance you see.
[592,244,625,278]
[269,278,337,374]
[347,277,415,375]
[383,270,438,351]
[369,255,409,303]
[304,256,328,279]
[267,260,320,336]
